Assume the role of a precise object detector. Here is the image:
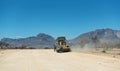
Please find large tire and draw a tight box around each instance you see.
[54,46,56,52]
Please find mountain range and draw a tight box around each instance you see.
[1,33,55,49]
[71,28,120,43]
[1,28,120,49]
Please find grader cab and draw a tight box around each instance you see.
[54,36,71,53]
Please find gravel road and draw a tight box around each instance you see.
[0,49,120,71]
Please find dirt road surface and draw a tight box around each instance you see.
[0,49,120,71]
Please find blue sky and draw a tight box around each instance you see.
[0,0,120,39]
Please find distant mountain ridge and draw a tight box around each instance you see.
[70,28,120,46]
[1,28,120,49]
[1,33,55,49]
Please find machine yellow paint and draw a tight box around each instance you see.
[54,36,71,53]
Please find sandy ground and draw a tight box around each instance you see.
[0,49,120,71]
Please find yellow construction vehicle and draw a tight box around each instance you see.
[54,36,71,53]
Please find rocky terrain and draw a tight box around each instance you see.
[70,28,120,49]
[71,28,120,43]
[1,33,55,49]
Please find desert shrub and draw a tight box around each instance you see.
[101,50,106,53]
[44,47,50,49]
[19,45,27,49]
[29,47,36,49]
[117,53,120,55]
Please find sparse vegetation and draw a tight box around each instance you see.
[101,50,106,53]
[117,53,120,55]
[44,47,50,49]
[29,47,36,49]
[0,41,10,49]
[19,45,27,49]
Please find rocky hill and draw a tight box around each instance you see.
[1,33,55,49]
[70,28,120,48]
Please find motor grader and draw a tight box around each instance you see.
[54,36,71,53]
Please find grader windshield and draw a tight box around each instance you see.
[56,37,66,41]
